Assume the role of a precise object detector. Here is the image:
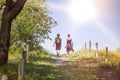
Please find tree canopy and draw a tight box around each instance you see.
[0,0,57,64]
[0,0,57,49]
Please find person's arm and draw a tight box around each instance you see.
[65,38,68,48]
[71,39,73,47]
[53,38,56,47]
[60,38,62,46]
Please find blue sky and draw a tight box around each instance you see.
[42,0,120,54]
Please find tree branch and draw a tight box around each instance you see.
[0,3,6,10]
[4,0,26,22]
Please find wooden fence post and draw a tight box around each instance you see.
[22,44,29,63]
[26,45,29,63]
[106,47,108,58]
[22,45,28,64]
[105,47,108,63]
[1,75,8,80]
[95,42,98,58]
[85,42,87,50]
[18,59,25,80]
[89,41,91,51]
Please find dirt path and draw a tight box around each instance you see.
[80,57,119,80]
[53,56,119,80]
[53,56,99,80]
[53,56,70,65]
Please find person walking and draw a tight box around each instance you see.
[65,34,74,54]
[53,33,62,57]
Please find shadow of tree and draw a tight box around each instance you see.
[0,63,19,80]
[25,55,62,80]
[25,63,62,80]
[0,55,63,80]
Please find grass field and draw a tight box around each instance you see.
[0,48,120,80]
[58,49,120,80]
[0,50,62,80]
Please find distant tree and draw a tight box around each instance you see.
[0,0,26,65]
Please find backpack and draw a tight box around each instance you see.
[56,37,61,45]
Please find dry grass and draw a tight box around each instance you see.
[57,49,120,80]
[58,50,103,80]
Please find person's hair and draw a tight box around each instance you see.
[57,33,60,36]
[68,34,70,36]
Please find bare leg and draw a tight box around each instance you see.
[56,50,60,57]
[72,48,74,52]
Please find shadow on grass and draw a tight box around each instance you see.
[0,62,19,80]
[0,55,63,80]
[29,55,53,63]
[26,55,62,80]
[25,63,62,80]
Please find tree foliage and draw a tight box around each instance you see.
[0,0,57,50]
[0,0,57,51]
[11,0,57,49]
[0,0,57,65]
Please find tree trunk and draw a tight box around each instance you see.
[0,19,11,64]
[0,0,26,65]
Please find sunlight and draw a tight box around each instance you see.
[95,20,120,43]
[67,0,98,23]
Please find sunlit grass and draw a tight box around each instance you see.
[0,50,62,80]
[58,49,103,80]
[58,49,120,80]
[97,50,120,70]
[0,48,120,80]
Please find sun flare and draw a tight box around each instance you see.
[67,0,98,22]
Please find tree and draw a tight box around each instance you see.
[10,0,57,50]
[0,0,57,65]
[0,0,26,65]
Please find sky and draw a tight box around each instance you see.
[42,0,120,54]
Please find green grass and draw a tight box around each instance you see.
[1,48,120,80]
[58,49,120,80]
[0,51,62,80]
[58,50,103,80]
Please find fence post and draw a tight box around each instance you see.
[95,42,98,58]
[89,41,91,51]
[85,42,87,50]
[22,45,28,64]
[18,59,25,80]
[106,47,108,58]
[105,47,108,63]
[1,75,8,80]
[26,45,29,63]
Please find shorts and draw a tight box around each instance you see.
[56,44,61,50]
[66,44,72,52]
